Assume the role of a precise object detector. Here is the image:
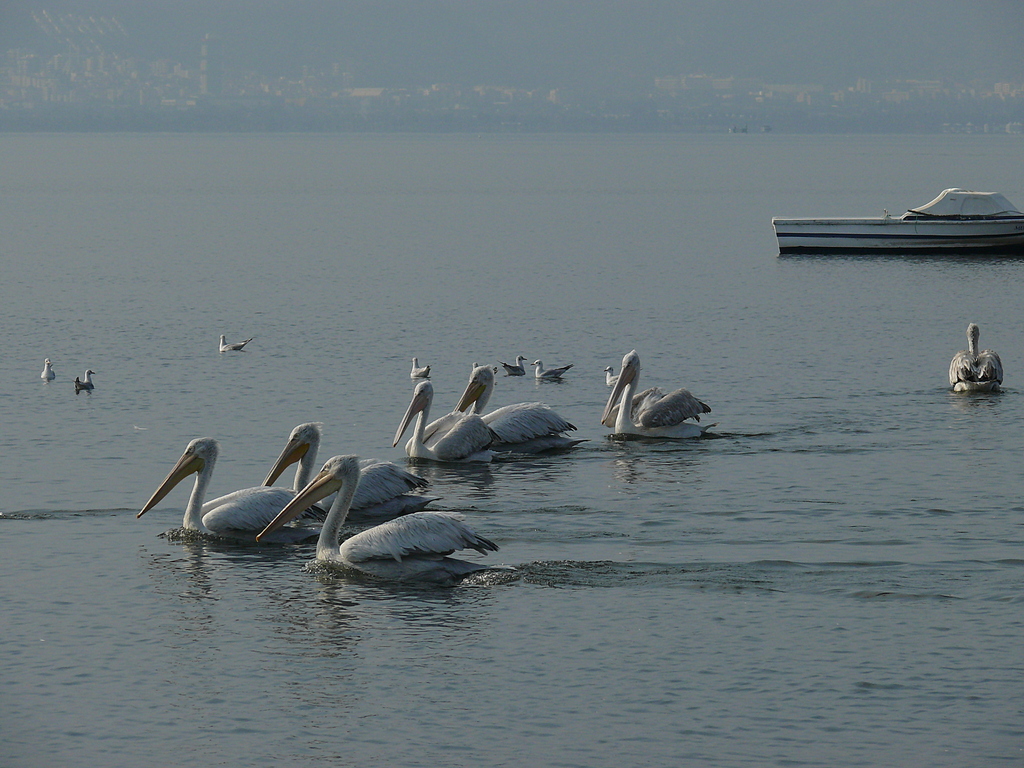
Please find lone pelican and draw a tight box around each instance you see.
[394,380,495,462]
[532,360,573,380]
[264,422,435,521]
[453,364,582,453]
[949,323,1003,392]
[219,335,253,352]
[138,437,318,542]
[602,350,712,438]
[40,359,55,381]
[499,355,527,376]
[410,357,431,379]
[257,455,500,584]
[603,366,619,387]
[74,369,95,392]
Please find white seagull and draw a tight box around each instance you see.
[264,422,435,522]
[74,369,96,392]
[949,323,1003,392]
[137,437,319,543]
[393,380,496,462]
[257,455,500,584]
[603,366,619,387]
[532,360,573,380]
[602,350,712,438]
[410,357,431,379]
[219,335,253,352]
[453,364,582,453]
[499,355,527,376]
[40,359,55,381]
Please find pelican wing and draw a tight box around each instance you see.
[637,388,712,428]
[421,410,464,443]
[201,486,300,532]
[339,511,498,563]
[977,349,1003,383]
[353,459,428,509]
[482,401,576,443]
[949,350,974,385]
[431,414,494,461]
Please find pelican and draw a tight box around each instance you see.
[394,380,495,462]
[410,357,431,379]
[532,360,573,380]
[137,437,318,542]
[604,366,619,387]
[41,359,55,381]
[74,369,95,392]
[499,355,527,376]
[949,323,1003,392]
[257,455,500,584]
[219,335,253,352]
[602,350,712,438]
[264,422,435,521]
[454,364,582,452]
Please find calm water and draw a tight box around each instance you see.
[2,133,1023,767]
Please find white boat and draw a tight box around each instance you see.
[773,189,1024,253]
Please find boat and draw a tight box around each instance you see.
[772,189,1024,253]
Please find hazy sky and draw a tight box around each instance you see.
[3,0,1023,88]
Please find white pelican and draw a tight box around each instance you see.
[137,437,318,543]
[532,360,573,380]
[454,364,582,453]
[410,357,431,379]
[257,455,500,584]
[41,359,55,381]
[74,369,95,392]
[264,422,435,521]
[499,355,527,376]
[219,334,253,352]
[602,350,712,438]
[604,366,619,387]
[949,323,1003,392]
[394,380,495,462]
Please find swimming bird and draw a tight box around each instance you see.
[219,335,253,352]
[949,323,1003,392]
[74,369,95,392]
[137,437,318,542]
[41,359,55,381]
[257,454,500,584]
[604,366,619,387]
[453,364,582,453]
[264,422,435,521]
[601,350,712,438]
[499,355,527,376]
[410,357,431,379]
[532,360,573,380]
[394,380,495,462]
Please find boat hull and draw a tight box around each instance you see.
[772,216,1024,253]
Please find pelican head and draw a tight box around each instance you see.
[455,364,495,414]
[263,422,322,486]
[967,323,981,354]
[257,455,360,542]
[138,437,219,518]
[601,350,641,424]
[393,380,434,447]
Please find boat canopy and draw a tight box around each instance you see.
[907,188,1022,218]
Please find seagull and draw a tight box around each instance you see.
[40,359,55,381]
[532,360,573,380]
[499,355,527,376]
[604,366,619,387]
[410,357,431,379]
[949,323,1003,392]
[257,454,501,584]
[74,370,96,393]
[602,350,712,438]
[219,335,253,352]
